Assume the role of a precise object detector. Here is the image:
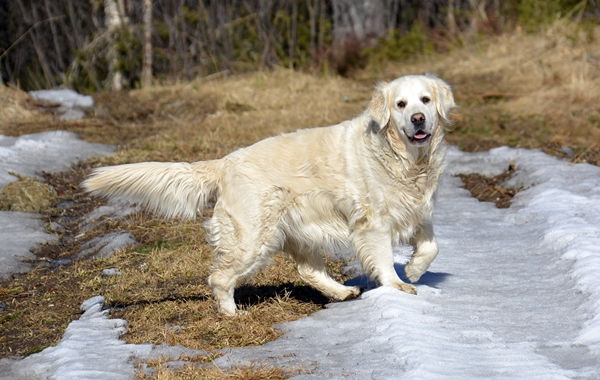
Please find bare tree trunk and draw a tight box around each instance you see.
[207,2,221,71]
[29,3,54,88]
[141,0,152,88]
[219,3,234,70]
[116,0,129,24]
[398,0,410,31]
[468,0,488,35]
[289,0,298,69]
[332,0,386,46]
[105,0,124,91]
[177,0,193,79]
[418,0,433,28]
[318,0,326,50]
[257,1,277,69]
[384,0,400,33]
[308,0,317,63]
[30,30,53,88]
[447,0,457,36]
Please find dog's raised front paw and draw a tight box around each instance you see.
[404,263,426,284]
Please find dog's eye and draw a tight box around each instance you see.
[422,97,430,104]
[397,101,406,109]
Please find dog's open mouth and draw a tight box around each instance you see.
[410,130,431,145]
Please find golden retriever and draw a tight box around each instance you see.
[83,74,456,315]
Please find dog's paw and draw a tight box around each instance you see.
[342,286,363,301]
[395,282,417,295]
[233,309,250,317]
[404,263,426,284]
[216,305,249,317]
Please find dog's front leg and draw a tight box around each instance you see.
[352,229,417,295]
[405,222,439,283]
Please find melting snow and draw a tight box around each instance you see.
[0,131,113,188]
[28,89,94,121]
[0,131,114,279]
[0,296,206,379]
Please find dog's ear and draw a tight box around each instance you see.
[368,82,390,132]
[428,74,457,124]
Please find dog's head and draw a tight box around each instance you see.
[368,74,456,148]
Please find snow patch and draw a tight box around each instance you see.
[0,131,114,279]
[210,146,600,378]
[80,199,141,233]
[0,211,58,278]
[0,296,207,380]
[77,232,137,260]
[29,89,94,121]
[0,131,114,188]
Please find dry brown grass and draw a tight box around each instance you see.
[0,85,54,125]
[138,361,295,380]
[106,69,371,164]
[2,20,600,378]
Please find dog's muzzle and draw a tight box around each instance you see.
[408,113,431,145]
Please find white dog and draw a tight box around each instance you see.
[84,74,456,315]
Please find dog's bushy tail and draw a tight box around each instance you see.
[83,160,222,220]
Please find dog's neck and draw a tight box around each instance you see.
[367,120,446,196]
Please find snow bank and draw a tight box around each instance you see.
[447,147,600,352]
[0,212,58,277]
[0,131,114,279]
[29,89,93,108]
[29,89,94,121]
[0,131,114,188]
[0,296,207,380]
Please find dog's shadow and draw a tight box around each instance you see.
[236,265,451,308]
[344,263,451,290]
[235,283,332,308]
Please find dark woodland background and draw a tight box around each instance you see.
[1,0,597,92]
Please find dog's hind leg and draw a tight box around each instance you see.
[206,197,285,315]
[286,242,362,301]
[208,243,274,316]
[207,242,276,316]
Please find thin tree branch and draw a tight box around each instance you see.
[0,16,65,61]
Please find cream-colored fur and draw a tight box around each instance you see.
[83,74,456,315]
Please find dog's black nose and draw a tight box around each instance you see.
[411,113,425,125]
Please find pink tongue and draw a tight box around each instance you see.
[415,132,428,139]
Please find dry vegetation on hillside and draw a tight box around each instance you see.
[1,19,600,378]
